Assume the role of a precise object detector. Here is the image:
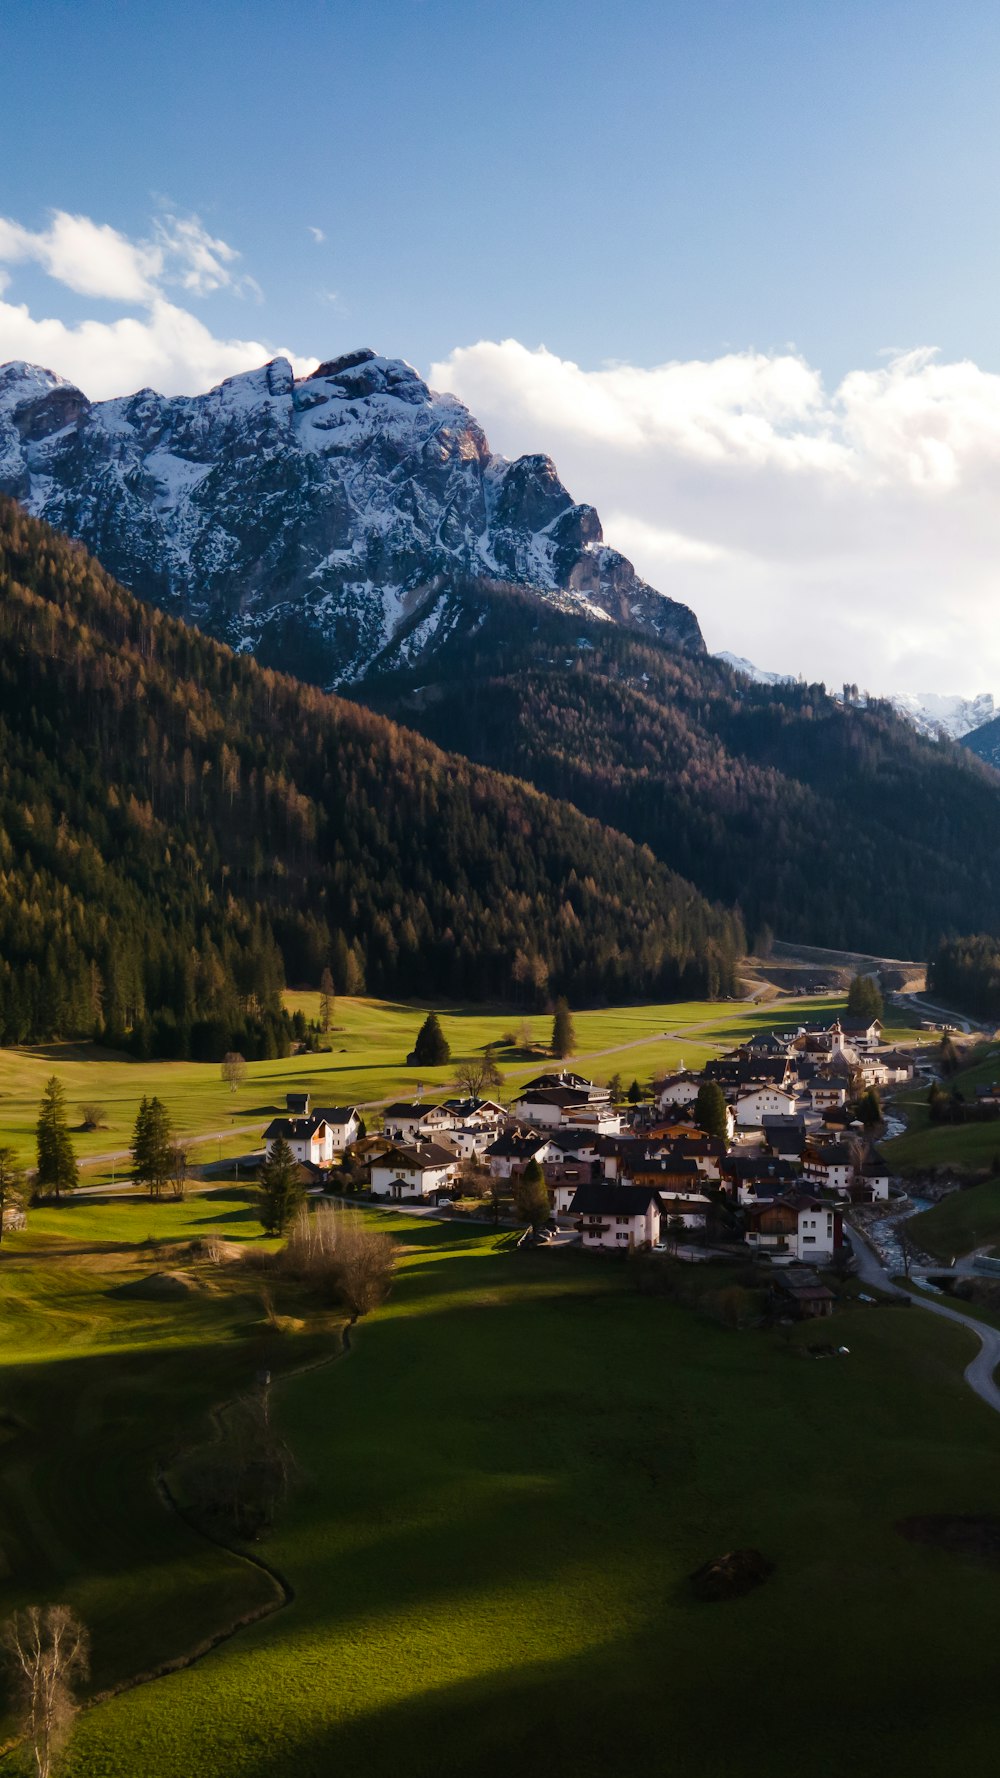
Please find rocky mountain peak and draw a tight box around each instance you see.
[0,349,703,685]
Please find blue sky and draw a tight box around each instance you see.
[5,0,1000,378]
[4,0,1000,694]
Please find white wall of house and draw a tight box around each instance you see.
[578,1201,660,1250]
[657,1078,700,1109]
[326,1114,361,1152]
[271,1126,332,1167]
[795,1207,838,1258]
[804,1159,854,1194]
[511,1097,563,1127]
[735,1088,799,1127]
[370,1159,456,1199]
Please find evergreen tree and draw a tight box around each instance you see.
[35,1076,78,1199]
[131,1096,173,1197]
[857,1086,882,1127]
[258,1138,306,1235]
[410,1013,450,1067]
[627,1078,642,1104]
[319,966,336,1034]
[846,973,883,1022]
[695,1081,729,1141]
[551,998,575,1059]
[513,1158,550,1229]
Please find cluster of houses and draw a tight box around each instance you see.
[261,1014,912,1272]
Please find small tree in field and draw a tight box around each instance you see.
[78,1103,106,1132]
[513,1158,550,1229]
[167,1143,189,1201]
[329,1214,396,1320]
[1,1604,89,1778]
[35,1078,78,1200]
[319,967,336,1034]
[551,998,575,1059]
[258,1138,305,1236]
[455,1056,503,1101]
[410,1013,450,1067]
[607,1072,624,1103]
[221,1051,247,1096]
[0,1146,25,1243]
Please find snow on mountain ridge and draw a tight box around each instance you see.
[715,651,995,740]
[0,348,702,685]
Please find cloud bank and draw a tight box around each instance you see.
[0,208,313,399]
[431,340,1000,696]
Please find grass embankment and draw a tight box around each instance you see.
[0,991,901,1179]
[884,1040,1000,1177]
[2,1196,999,1778]
[908,1180,1000,1263]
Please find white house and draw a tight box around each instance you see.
[264,1115,334,1168]
[382,1101,457,1144]
[656,1071,701,1110]
[370,1142,459,1202]
[802,1143,856,1196]
[486,1132,550,1179]
[568,1183,663,1250]
[809,1081,847,1111]
[511,1073,611,1128]
[314,1106,363,1152]
[744,1193,843,1261]
[734,1086,799,1128]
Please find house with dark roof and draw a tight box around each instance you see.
[382,1101,458,1143]
[370,1142,459,1202]
[568,1183,664,1250]
[744,1192,843,1261]
[264,1114,333,1168]
[486,1130,550,1179]
[313,1106,363,1151]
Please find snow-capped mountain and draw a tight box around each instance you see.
[715,651,794,687]
[884,690,997,741]
[0,350,702,685]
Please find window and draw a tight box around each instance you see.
[803,1235,816,1243]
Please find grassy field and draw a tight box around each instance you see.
[884,1039,1000,1175]
[908,1179,1000,1262]
[0,990,927,1181]
[2,1196,1000,1777]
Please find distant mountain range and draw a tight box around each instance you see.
[717,652,997,743]
[0,350,700,686]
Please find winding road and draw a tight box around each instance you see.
[846,1224,1000,1416]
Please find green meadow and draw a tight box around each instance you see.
[1,1195,1000,1777]
[0,990,926,1181]
[884,1039,1000,1177]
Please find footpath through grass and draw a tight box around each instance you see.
[0,1201,994,1778]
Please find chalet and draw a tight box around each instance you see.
[879,1051,914,1083]
[520,1070,600,1096]
[486,1131,550,1179]
[382,1101,457,1144]
[568,1183,663,1250]
[742,1031,795,1059]
[286,1092,310,1116]
[546,1160,598,1215]
[370,1142,459,1202]
[656,1071,701,1109]
[744,1193,843,1261]
[511,1077,618,1133]
[802,1141,856,1195]
[734,1085,799,1127]
[857,1158,891,1201]
[313,1106,363,1152]
[810,1079,848,1111]
[622,1154,702,1191]
[440,1098,506,1131]
[705,1058,794,1092]
[264,1115,333,1168]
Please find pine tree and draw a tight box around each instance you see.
[131,1096,173,1197]
[695,1081,729,1141]
[846,973,883,1022]
[35,1076,78,1199]
[258,1138,306,1235]
[411,1013,450,1067]
[319,967,335,1034]
[551,998,575,1059]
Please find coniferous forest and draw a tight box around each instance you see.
[0,501,744,1055]
[360,583,1000,958]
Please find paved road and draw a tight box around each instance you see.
[846,1225,1000,1415]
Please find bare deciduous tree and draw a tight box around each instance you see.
[178,1388,294,1541]
[455,1056,503,1102]
[330,1214,396,1320]
[1,1604,89,1778]
[220,1052,247,1096]
[167,1142,189,1201]
[0,1145,26,1244]
[77,1103,106,1132]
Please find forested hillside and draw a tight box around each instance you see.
[0,502,743,1054]
[927,936,1000,1020]
[360,584,1000,957]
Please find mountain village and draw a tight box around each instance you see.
[260,1013,916,1293]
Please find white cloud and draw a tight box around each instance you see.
[308,225,326,243]
[431,339,1000,697]
[0,206,315,398]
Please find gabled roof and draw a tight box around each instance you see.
[375,1141,458,1170]
[264,1115,329,1141]
[487,1131,548,1159]
[569,1183,664,1217]
[313,1105,360,1125]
